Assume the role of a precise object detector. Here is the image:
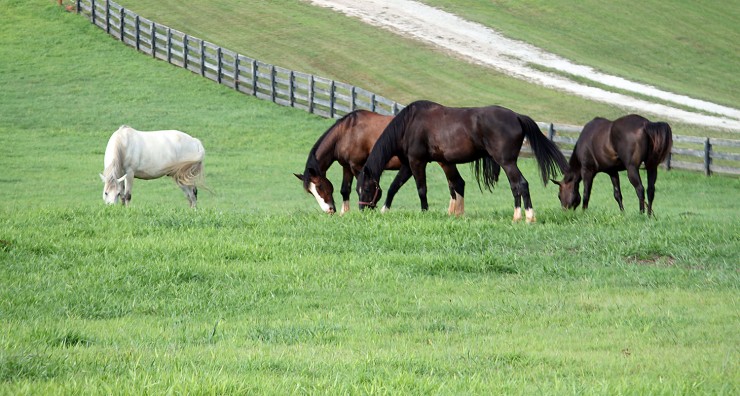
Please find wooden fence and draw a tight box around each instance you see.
[535,123,740,176]
[75,0,402,118]
[74,0,740,176]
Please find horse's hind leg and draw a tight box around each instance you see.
[646,166,658,216]
[626,165,645,214]
[440,163,465,216]
[502,163,533,222]
[606,171,624,211]
[180,185,197,208]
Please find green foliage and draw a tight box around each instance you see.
[0,0,738,394]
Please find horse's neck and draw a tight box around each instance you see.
[313,126,342,173]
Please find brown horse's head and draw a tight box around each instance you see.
[295,169,336,214]
[552,176,581,210]
[356,169,382,210]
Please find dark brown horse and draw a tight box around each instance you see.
[295,110,452,214]
[356,100,568,222]
[553,114,672,216]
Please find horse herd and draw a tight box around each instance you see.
[100,100,673,220]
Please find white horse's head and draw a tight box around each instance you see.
[99,173,126,205]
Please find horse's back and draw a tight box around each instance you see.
[111,127,204,178]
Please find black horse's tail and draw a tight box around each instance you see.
[518,114,568,184]
[471,156,500,191]
[644,121,673,167]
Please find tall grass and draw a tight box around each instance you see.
[0,1,738,394]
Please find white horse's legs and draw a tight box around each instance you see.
[180,185,198,208]
[121,173,133,206]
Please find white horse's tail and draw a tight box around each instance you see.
[167,160,205,188]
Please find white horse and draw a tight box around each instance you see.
[99,125,206,208]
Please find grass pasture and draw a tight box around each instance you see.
[1,1,739,394]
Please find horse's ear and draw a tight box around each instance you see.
[551,179,561,186]
[99,173,106,183]
[117,175,127,183]
[294,173,305,181]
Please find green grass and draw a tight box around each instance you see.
[421,0,740,109]
[0,1,738,394]
[114,0,737,138]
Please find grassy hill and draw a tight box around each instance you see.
[422,0,739,108]
[0,1,737,394]
[116,0,737,136]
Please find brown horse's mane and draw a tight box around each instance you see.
[302,111,360,191]
[363,100,437,179]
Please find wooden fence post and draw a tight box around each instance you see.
[370,93,376,112]
[704,138,712,176]
[183,35,189,69]
[250,59,257,96]
[119,7,124,42]
[150,21,156,58]
[548,123,555,140]
[216,47,222,84]
[134,15,140,51]
[166,27,172,63]
[233,56,240,91]
[665,151,672,170]
[199,40,206,76]
[90,0,96,24]
[350,86,356,112]
[329,80,336,118]
[105,0,110,34]
[76,0,81,14]
[289,71,295,107]
[308,75,315,114]
[270,65,276,103]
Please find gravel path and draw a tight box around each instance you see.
[308,0,740,131]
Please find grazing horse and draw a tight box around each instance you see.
[99,125,205,208]
[356,100,568,222]
[295,110,454,215]
[553,114,672,216]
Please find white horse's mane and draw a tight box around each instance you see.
[102,126,128,186]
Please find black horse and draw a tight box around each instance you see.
[357,100,568,222]
[553,114,673,216]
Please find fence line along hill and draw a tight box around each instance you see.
[72,0,740,176]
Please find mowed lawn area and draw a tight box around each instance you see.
[0,1,738,394]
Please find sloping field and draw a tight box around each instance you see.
[0,1,738,394]
[116,0,738,136]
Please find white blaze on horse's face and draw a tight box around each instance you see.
[308,182,335,214]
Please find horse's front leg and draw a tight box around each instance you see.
[382,165,412,213]
[607,171,624,211]
[626,165,645,214]
[502,163,533,222]
[440,163,465,216]
[409,159,429,211]
[340,166,354,215]
[581,170,596,211]
[122,173,133,206]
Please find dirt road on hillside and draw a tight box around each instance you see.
[307,0,740,131]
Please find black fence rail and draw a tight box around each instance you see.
[74,0,740,176]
